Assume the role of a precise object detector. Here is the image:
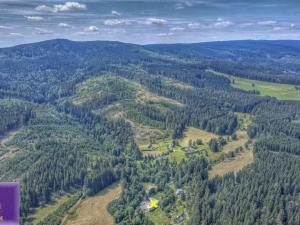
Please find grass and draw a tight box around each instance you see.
[63,183,122,225]
[179,127,218,147]
[223,131,248,153]
[209,149,254,179]
[209,70,300,101]
[29,193,76,225]
[168,147,186,162]
[235,112,253,131]
[147,208,170,225]
[162,77,194,90]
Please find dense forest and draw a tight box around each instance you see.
[0,39,299,225]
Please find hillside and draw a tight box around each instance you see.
[0,40,299,225]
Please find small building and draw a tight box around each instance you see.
[176,213,185,223]
[168,143,174,150]
[175,188,184,196]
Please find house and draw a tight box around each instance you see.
[175,188,184,196]
[168,143,174,150]
[176,213,185,223]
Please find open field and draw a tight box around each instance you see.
[29,193,76,225]
[223,131,248,153]
[180,127,218,147]
[209,150,254,179]
[63,183,121,225]
[147,208,170,225]
[168,147,186,162]
[209,70,300,101]
[163,77,194,90]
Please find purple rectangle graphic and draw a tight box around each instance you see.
[0,182,20,225]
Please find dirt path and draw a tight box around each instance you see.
[63,183,122,225]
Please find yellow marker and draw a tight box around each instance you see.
[149,199,159,209]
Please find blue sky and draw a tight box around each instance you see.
[0,0,299,47]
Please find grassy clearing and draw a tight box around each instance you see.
[29,193,76,225]
[209,149,254,179]
[180,127,218,147]
[0,127,23,161]
[209,70,300,101]
[168,147,186,162]
[163,77,194,90]
[147,208,170,225]
[70,74,183,130]
[145,183,187,225]
[235,112,253,131]
[130,121,166,147]
[223,131,248,153]
[64,183,121,225]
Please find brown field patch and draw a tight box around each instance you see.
[64,183,122,225]
[180,127,218,148]
[209,150,254,179]
[163,78,194,90]
[129,121,165,146]
[136,89,184,107]
[223,131,248,153]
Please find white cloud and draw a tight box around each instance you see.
[54,2,87,12]
[24,16,44,21]
[239,22,254,27]
[85,26,99,32]
[145,18,168,25]
[257,20,277,25]
[111,10,121,16]
[0,26,11,29]
[104,19,131,26]
[213,20,233,28]
[170,27,185,32]
[58,23,70,27]
[174,3,185,10]
[175,1,196,10]
[35,28,53,35]
[35,5,54,12]
[290,23,295,28]
[188,22,201,29]
[157,32,174,37]
[273,26,282,31]
[8,32,23,37]
[35,2,86,13]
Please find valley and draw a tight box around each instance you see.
[0,40,299,225]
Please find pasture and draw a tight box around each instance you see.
[29,193,76,225]
[210,70,300,101]
[63,183,121,225]
[209,150,254,179]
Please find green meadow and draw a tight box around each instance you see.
[209,70,300,101]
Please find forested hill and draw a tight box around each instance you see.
[1,39,300,102]
[146,40,300,84]
[0,39,299,225]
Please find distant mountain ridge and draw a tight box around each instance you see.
[1,39,300,103]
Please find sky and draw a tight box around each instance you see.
[0,0,300,47]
